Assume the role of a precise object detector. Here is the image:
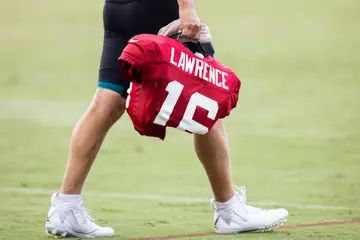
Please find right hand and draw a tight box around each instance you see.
[179,2,202,39]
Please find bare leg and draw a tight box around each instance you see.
[60,88,126,194]
[194,119,235,202]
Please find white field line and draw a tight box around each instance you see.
[1,187,357,211]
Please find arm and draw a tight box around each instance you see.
[178,0,195,8]
[178,0,202,39]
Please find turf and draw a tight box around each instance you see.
[0,0,360,239]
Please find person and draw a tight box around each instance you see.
[45,0,288,238]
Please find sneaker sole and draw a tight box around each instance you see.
[46,227,80,239]
[46,226,100,239]
[215,217,288,234]
[258,217,287,233]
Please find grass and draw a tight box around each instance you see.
[0,0,360,239]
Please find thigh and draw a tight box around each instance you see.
[98,1,180,97]
[98,3,131,97]
[98,30,129,97]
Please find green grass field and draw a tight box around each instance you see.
[1,0,360,239]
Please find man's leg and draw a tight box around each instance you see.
[46,89,124,238]
[194,119,235,203]
[195,120,288,234]
[46,20,128,238]
[61,88,126,194]
[58,0,130,195]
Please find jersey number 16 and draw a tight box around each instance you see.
[153,81,219,134]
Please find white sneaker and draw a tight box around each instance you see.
[213,187,288,234]
[45,193,115,238]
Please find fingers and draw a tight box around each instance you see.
[181,21,202,39]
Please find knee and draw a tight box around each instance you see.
[88,88,126,123]
[207,119,228,143]
[211,119,225,134]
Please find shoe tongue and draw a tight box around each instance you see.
[51,193,59,205]
[236,187,247,204]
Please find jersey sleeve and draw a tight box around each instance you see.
[118,37,160,83]
[229,72,241,109]
[216,71,241,120]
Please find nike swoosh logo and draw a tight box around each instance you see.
[214,216,220,228]
[129,39,139,43]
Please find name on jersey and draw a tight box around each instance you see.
[170,47,229,90]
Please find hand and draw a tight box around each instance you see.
[178,1,202,39]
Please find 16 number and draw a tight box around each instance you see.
[153,81,219,134]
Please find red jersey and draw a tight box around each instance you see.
[118,34,241,140]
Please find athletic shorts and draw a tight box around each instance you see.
[98,0,215,98]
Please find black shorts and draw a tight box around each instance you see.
[98,0,215,97]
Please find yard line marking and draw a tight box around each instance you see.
[280,218,360,229]
[132,219,360,240]
[1,187,358,211]
[135,232,216,240]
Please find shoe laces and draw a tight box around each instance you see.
[234,186,255,215]
[71,199,95,223]
[234,187,264,214]
[80,206,95,222]
[235,186,265,216]
[211,186,264,220]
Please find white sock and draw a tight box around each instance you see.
[57,194,82,204]
[214,193,238,211]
